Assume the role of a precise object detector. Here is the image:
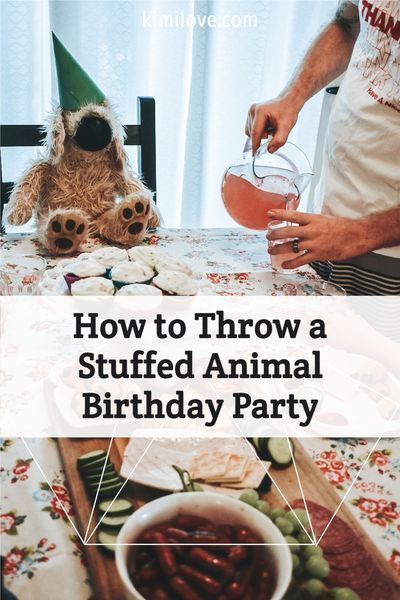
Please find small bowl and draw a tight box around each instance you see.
[115,492,291,600]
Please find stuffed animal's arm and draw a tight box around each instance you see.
[116,175,144,196]
[6,161,50,225]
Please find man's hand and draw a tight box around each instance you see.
[245,96,300,155]
[245,1,360,156]
[266,209,370,269]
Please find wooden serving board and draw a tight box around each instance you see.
[58,438,400,600]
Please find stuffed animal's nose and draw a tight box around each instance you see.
[74,116,112,151]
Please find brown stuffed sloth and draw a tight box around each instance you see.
[5,101,160,255]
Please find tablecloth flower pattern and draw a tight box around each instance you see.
[1,229,399,598]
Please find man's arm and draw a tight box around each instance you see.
[280,1,360,115]
[267,206,400,269]
[246,1,360,153]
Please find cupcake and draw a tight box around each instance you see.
[128,246,165,268]
[39,277,66,295]
[116,284,162,296]
[155,256,193,277]
[153,271,198,296]
[55,257,77,271]
[91,246,128,269]
[71,277,115,296]
[75,252,95,261]
[62,259,106,289]
[110,261,154,289]
[43,265,64,280]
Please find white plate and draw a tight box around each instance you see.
[120,437,269,494]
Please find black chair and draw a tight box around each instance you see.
[0,96,156,234]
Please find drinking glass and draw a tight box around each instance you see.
[267,220,298,270]
[0,255,47,295]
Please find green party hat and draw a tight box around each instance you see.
[52,32,106,111]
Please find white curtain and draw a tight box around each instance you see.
[1,0,337,228]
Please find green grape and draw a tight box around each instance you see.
[302,545,323,559]
[270,507,286,521]
[275,516,295,536]
[287,508,309,531]
[285,535,300,553]
[305,556,330,579]
[239,489,259,507]
[291,553,300,572]
[331,588,360,600]
[298,531,312,544]
[302,579,325,597]
[255,499,270,515]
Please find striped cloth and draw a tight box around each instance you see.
[311,253,400,296]
[311,255,400,341]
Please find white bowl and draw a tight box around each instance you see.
[115,491,292,600]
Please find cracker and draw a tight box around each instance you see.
[190,451,231,480]
[206,454,249,483]
[224,459,268,489]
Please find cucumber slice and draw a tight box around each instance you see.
[264,438,294,469]
[85,476,119,489]
[79,456,110,473]
[101,513,131,530]
[98,498,133,515]
[97,528,118,554]
[84,470,119,485]
[77,449,107,467]
[258,473,273,493]
[87,476,122,491]
[258,438,270,459]
[90,482,123,499]
[82,463,115,477]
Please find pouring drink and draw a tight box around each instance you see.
[221,140,312,231]
[222,172,299,230]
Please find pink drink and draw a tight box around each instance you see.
[267,220,297,269]
[270,249,296,269]
[222,172,298,230]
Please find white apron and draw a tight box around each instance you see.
[320,0,400,258]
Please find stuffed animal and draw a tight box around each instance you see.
[5,33,160,255]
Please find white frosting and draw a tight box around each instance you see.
[56,258,76,271]
[43,267,63,280]
[128,246,166,267]
[116,284,162,296]
[63,259,105,278]
[76,252,95,261]
[153,271,198,295]
[38,278,62,295]
[155,256,193,277]
[91,246,128,267]
[71,277,115,296]
[111,261,154,283]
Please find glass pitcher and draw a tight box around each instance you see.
[221,138,313,230]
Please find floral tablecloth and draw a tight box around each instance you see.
[1,227,323,296]
[1,229,399,599]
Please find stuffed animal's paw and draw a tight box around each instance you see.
[45,210,88,255]
[116,193,151,240]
